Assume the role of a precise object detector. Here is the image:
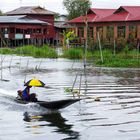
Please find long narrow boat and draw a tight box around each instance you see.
[15,98,81,110]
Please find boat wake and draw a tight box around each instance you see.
[0,94,49,113]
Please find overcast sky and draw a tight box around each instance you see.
[1,0,140,14]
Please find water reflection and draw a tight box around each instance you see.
[23,112,79,140]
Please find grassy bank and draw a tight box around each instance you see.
[0,45,58,58]
[92,49,140,68]
[62,48,83,59]
[63,48,140,68]
[0,46,139,67]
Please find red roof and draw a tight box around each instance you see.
[119,6,140,16]
[68,6,140,23]
[131,15,140,21]
[68,8,115,23]
[68,14,96,23]
[89,8,115,18]
[99,6,140,22]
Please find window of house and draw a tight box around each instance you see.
[96,26,103,40]
[88,27,93,38]
[117,26,125,38]
[10,28,15,33]
[16,28,23,34]
[78,27,84,38]
[43,29,47,34]
[106,26,114,39]
[36,28,41,33]
[129,26,137,39]
[1,28,5,33]
[24,29,32,34]
[4,28,9,34]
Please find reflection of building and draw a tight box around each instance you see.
[67,6,140,47]
[0,6,56,47]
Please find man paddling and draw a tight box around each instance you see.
[17,86,37,102]
[22,86,32,101]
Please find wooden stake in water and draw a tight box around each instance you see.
[37,58,43,70]
[83,11,88,95]
[72,73,78,97]
[9,55,14,69]
[78,74,82,98]
[24,59,29,83]
[0,39,2,80]
[0,50,6,81]
[19,47,23,69]
[97,32,103,63]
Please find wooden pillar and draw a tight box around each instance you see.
[75,27,78,36]
[114,25,117,39]
[84,26,86,39]
[93,26,97,42]
[137,25,140,39]
[103,26,106,40]
[125,25,129,40]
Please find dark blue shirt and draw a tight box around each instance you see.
[22,87,30,101]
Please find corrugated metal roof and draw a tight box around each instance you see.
[68,8,115,23]
[6,6,56,15]
[98,6,140,22]
[90,8,116,18]
[68,6,140,23]
[0,15,50,24]
[54,21,72,28]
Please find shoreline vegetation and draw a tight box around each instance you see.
[0,45,58,58]
[63,47,140,68]
[0,45,139,68]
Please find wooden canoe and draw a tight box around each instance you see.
[15,98,81,110]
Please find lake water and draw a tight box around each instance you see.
[0,55,140,140]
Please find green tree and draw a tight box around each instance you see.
[62,30,76,48]
[63,0,91,20]
[0,10,3,15]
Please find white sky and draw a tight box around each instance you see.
[0,0,140,14]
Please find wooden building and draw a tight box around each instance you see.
[67,6,140,47]
[0,15,50,47]
[54,15,73,46]
[0,6,56,47]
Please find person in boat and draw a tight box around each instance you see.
[30,93,37,102]
[17,86,37,102]
[22,86,32,101]
[17,90,23,100]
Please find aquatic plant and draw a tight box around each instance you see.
[0,45,58,58]
[62,48,83,59]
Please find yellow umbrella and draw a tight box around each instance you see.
[24,78,45,87]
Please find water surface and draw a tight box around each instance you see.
[0,55,140,140]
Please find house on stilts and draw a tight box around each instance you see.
[67,6,140,49]
[0,6,65,47]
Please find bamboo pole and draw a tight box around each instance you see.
[78,74,82,98]
[114,39,116,57]
[9,55,14,69]
[0,50,6,81]
[37,58,43,70]
[83,11,88,95]
[137,42,140,59]
[97,32,103,63]
[72,73,78,97]
[19,47,23,69]
[1,52,2,80]
[24,59,29,83]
